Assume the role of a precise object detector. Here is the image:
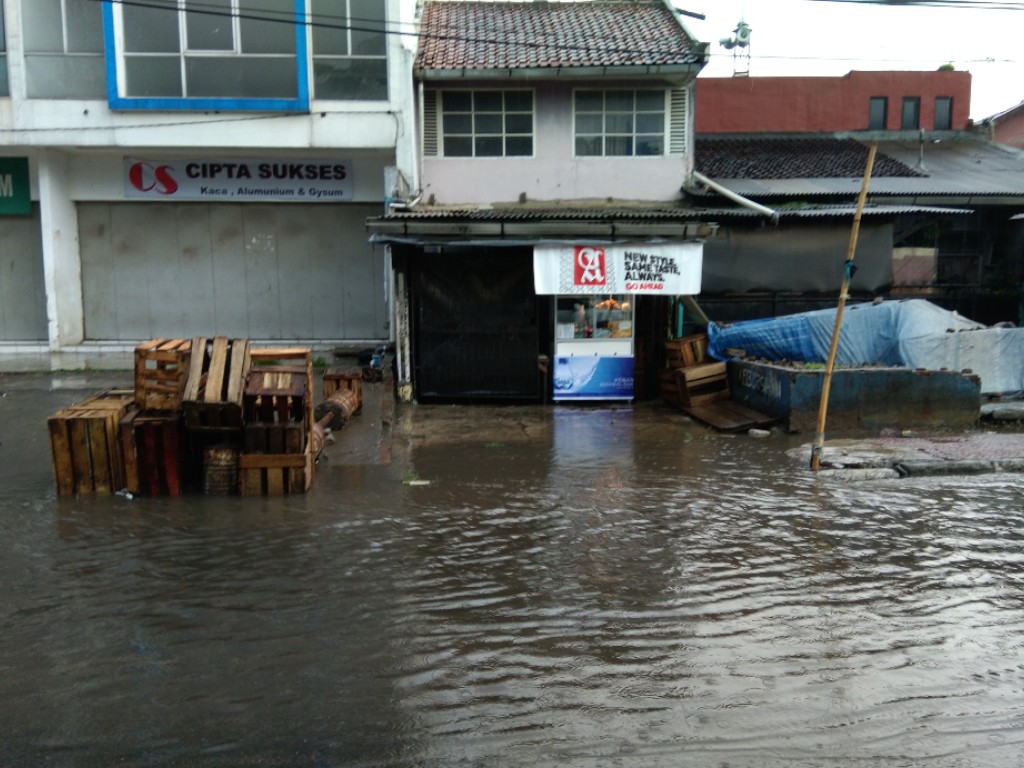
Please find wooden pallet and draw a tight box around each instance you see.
[182,337,251,432]
[48,389,134,495]
[120,408,189,496]
[684,400,780,433]
[134,338,192,411]
[670,362,778,432]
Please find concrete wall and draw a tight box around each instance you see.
[696,71,972,134]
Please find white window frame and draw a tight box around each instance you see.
[573,88,668,158]
[440,89,535,158]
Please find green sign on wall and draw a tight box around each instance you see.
[0,158,30,215]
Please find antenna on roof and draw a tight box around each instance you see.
[719,19,752,77]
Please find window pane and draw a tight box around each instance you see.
[311,0,349,56]
[0,56,7,96]
[576,137,601,156]
[901,97,920,130]
[443,91,472,111]
[66,0,105,53]
[312,58,387,100]
[504,91,531,111]
[124,3,181,53]
[505,113,532,134]
[186,0,234,51]
[23,0,63,52]
[575,114,602,134]
[186,56,297,98]
[934,97,952,130]
[605,136,632,156]
[444,136,472,157]
[606,114,632,133]
[869,97,887,130]
[605,91,633,111]
[636,90,664,110]
[506,136,532,156]
[442,113,472,133]
[474,114,502,134]
[475,136,502,156]
[636,135,663,156]
[636,113,663,133]
[575,91,603,112]
[351,0,386,56]
[25,54,106,98]
[124,55,183,97]
[474,91,502,111]
[240,0,296,54]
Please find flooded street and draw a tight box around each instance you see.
[3,373,1024,767]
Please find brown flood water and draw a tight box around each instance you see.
[2,372,1024,767]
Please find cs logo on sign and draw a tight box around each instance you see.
[574,246,606,287]
[128,162,179,195]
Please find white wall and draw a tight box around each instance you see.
[422,82,690,205]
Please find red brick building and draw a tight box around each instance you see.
[696,71,972,134]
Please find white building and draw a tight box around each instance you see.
[0,0,416,370]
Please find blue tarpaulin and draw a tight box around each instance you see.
[706,299,1024,396]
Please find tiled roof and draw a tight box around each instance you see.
[696,138,923,180]
[415,0,705,73]
[694,135,1024,198]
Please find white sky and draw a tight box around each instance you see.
[679,0,1023,121]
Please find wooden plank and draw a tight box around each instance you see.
[69,417,92,494]
[238,453,307,469]
[226,339,251,405]
[684,400,778,432]
[183,336,207,401]
[120,409,141,495]
[48,416,74,497]
[87,416,113,493]
[205,336,229,403]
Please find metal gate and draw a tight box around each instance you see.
[412,248,541,401]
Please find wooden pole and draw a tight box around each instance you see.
[810,142,877,472]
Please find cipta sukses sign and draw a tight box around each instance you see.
[533,242,702,295]
[124,157,353,202]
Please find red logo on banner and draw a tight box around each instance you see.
[128,162,179,195]
[574,246,606,287]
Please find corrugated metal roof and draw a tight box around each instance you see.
[694,135,1024,198]
[415,0,705,74]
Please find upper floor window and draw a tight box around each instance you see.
[441,90,533,157]
[934,96,953,130]
[0,1,7,97]
[901,96,921,130]
[868,96,887,130]
[574,89,665,157]
[105,0,308,111]
[311,0,388,100]
[23,0,105,98]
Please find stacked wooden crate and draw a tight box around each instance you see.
[47,337,320,497]
[238,348,315,497]
[660,334,718,407]
[120,338,194,496]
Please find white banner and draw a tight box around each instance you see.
[533,242,703,295]
[124,157,353,201]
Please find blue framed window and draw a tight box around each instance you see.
[104,0,309,111]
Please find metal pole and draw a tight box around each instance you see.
[810,143,877,472]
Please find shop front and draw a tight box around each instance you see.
[534,242,703,402]
[377,224,706,404]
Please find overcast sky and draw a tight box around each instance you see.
[680,0,1022,121]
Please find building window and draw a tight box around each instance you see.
[868,96,887,130]
[441,90,534,157]
[0,0,7,97]
[104,0,309,111]
[311,0,388,100]
[934,97,953,130]
[574,89,665,157]
[22,0,106,98]
[901,97,921,130]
